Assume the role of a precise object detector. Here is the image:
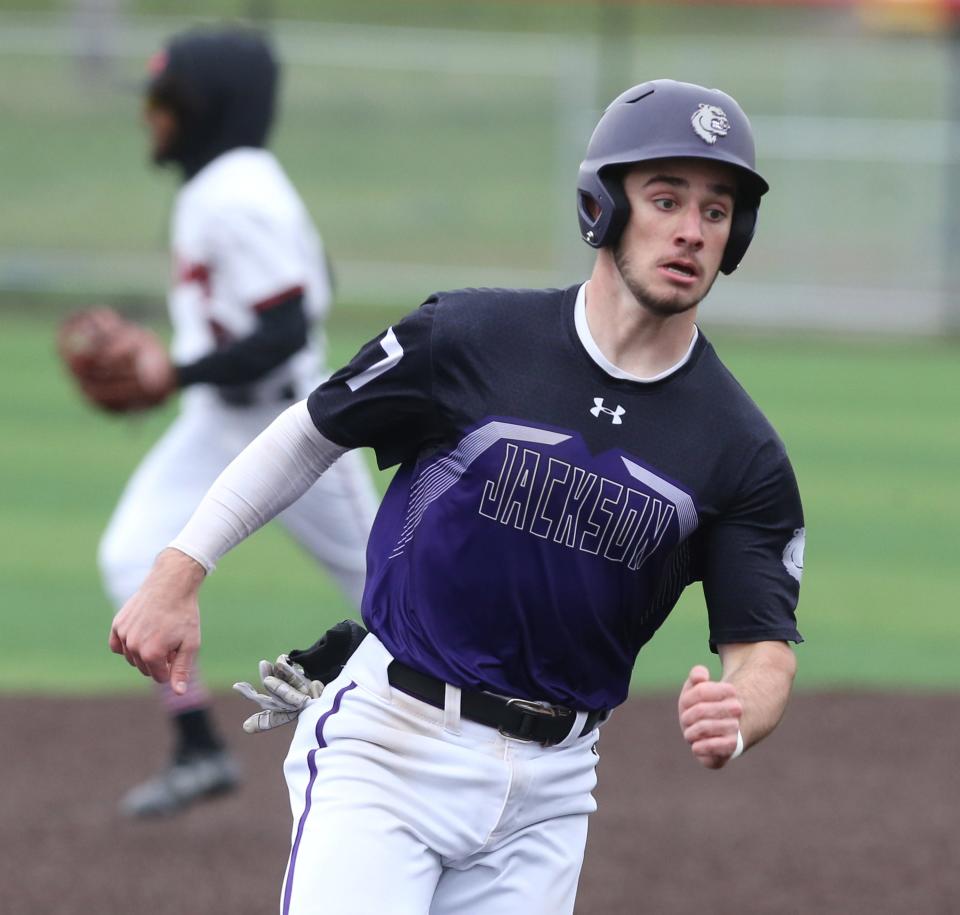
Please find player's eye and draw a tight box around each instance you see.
[653,198,677,211]
[704,207,728,222]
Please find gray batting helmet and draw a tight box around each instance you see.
[577,79,769,274]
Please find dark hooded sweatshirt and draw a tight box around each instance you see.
[148,27,309,398]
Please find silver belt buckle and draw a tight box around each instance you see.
[499,697,572,744]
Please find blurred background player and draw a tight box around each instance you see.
[95,25,379,817]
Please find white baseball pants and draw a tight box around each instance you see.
[281,632,601,915]
[98,395,377,609]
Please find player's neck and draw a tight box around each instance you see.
[584,264,699,380]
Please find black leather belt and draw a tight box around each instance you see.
[387,659,605,747]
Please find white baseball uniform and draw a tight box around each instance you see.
[99,148,378,628]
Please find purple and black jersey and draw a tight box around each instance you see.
[307,285,803,711]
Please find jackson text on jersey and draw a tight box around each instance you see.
[389,419,697,569]
[360,416,699,710]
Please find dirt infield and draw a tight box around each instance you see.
[2,691,957,914]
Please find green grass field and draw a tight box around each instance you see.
[1,5,957,696]
[1,309,957,695]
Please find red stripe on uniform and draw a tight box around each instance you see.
[253,285,305,313]
[176,260,213,297]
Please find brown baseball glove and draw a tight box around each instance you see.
[57,308,176,413]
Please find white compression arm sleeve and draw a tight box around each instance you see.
[169,400,348,572]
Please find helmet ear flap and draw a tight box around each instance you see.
[577,170,629,248]
[719,203,758,275]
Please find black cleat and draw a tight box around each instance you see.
[119,749,240,818]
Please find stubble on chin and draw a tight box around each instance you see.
[613,242,714,317]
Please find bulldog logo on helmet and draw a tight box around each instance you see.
[691,104,730,145]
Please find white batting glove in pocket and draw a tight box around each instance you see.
[233,654,324,734]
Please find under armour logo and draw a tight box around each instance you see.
[590,397,625,424]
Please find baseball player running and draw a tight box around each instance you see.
[110,79,804,911]
[85,27,379,817]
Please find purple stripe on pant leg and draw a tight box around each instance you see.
[282,681,357,915]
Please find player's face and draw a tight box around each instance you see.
[143,101,178,163]
[613,159,736,317]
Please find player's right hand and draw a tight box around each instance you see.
[108,547,206,693]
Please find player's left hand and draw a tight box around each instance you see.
[677,665,743,769]
[233,655,324,734]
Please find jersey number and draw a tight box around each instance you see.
[346,328,404,392]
